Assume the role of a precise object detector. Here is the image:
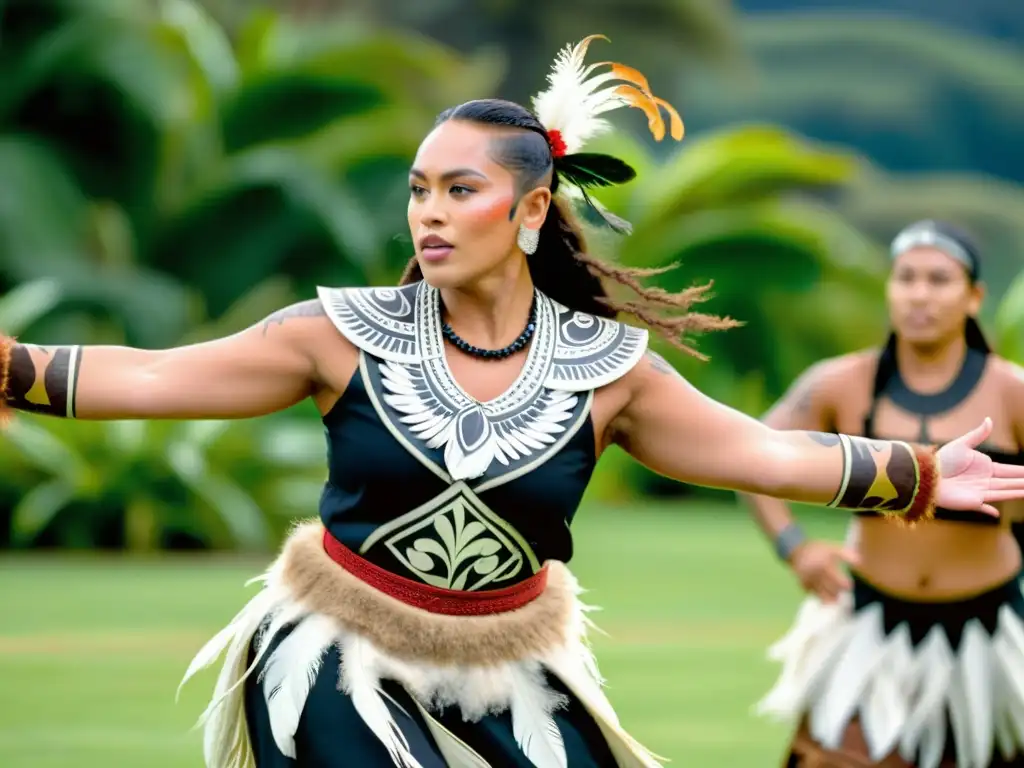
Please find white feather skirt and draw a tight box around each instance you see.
[756,586,1024,768]
[179,521,663,768]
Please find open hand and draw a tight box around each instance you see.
[936,418,1024,516]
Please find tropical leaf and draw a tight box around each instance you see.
[994,271,1024,365]
[2,14,186,218]
[178,275,298,344]
[219,73,384,153]
[0,136,88,278]
[0,279,63,335]
[278,29,507,108]
[9,478,80,546]
[149,147,377,315]
[2,417,95,488]
[156,0,239,97]
[166,440,272,549]
[631,125,862,229]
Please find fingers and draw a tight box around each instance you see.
[837,547,861,567]
[980,503,1000,517]
[984,488,1024,503]
[990,477,1024,490]
[952,417,993,450]
[815,585,841,603]
[994,462,1024,479]
[808,551,854,603]
[813,571,850,603]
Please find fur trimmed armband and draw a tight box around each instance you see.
[825,435,938,524]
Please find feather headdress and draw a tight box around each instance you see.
[531,34,684,233]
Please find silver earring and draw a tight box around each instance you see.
[517,225,539,255]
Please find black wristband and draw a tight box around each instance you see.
[774,522,806,562]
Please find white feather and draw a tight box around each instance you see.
[203,599,312,725]
[177,583,283,701]
[531,34,682,155]
[508,663,569,768]
[339,633,425,768]
[198,587,290,768]
[260,613,340,758]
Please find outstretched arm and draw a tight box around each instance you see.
[612,352,938,521]
[739,361,838,543]
[737,359,861,598]
[0,300,335,420]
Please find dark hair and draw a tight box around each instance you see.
[874,219,991,397]
[399,98,738,358]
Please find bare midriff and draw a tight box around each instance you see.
[852,513,1021,600]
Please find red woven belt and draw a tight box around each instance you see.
[321,529,547,616]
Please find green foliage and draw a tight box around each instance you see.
[581,125,889,500]
[0,3,910,539]
[0,0,504,332]
[589,125,886,396]
[994,271,1024,365]
[0,2,502,550]
[0,411,326,552]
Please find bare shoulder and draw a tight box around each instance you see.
[759,348,877,429]
[987,355,1024,389]
[618,347,875,400]
[258,299,330,335]
[615,349,694,399]
[255,297,358,386]
[256,298,349,347]
[987,355,1024,412]
[798,349,877,392]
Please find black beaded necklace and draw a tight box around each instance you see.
[441,294,538,360]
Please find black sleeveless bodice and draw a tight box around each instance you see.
[314,281,648,590]
[318,372,596,575]
[857,344,1024,524]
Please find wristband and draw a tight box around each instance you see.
[774,522,806,562]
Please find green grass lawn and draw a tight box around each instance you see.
[0,501,850,767]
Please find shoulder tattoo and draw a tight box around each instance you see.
[646,350,681,377]
[787,365,825,416]
[261,299,327,336]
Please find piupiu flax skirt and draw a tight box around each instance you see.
[758,573,1024,768]
[179,521,663,768]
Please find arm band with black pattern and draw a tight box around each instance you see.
[815,432,938,523]
[0,337,83,418]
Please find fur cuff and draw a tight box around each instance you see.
[0,334,13,423]
[275,521,576,666]
[902,444,938,525]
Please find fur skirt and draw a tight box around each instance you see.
[178,521,663,768]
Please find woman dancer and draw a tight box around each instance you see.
[751,220,1024,767]
[3,40,1023,768]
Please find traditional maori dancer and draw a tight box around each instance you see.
[4,40,1024,768]
[750,220,1024,767]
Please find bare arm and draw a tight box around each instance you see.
[739,361,839,546]
[1,300,335,420]
[612,352,933,517]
